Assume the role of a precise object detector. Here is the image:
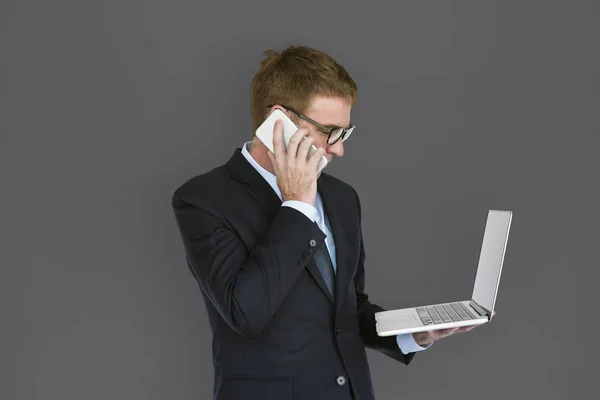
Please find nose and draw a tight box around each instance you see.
[326,139,344,158]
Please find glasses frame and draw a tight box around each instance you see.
[266,104,355,145]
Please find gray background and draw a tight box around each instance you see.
[1,1,598,399]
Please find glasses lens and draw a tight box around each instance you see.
[328,128,344,144]
[342,126,354,141]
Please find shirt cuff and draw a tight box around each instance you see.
[282,200,318,222]
[396,333,433,355]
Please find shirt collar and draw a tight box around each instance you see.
[240,141,282,200]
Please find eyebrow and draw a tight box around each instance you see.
[322,122,351,130]
[291,106,348,130]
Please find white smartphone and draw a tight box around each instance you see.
[255,109,328,173]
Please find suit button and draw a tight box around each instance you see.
[309,239,317,247]
[336,375,346,386]
[335,325,341,336]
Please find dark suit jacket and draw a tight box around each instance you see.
[172,148,415,400]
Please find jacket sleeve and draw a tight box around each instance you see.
[172,193,325,338]
[351,188,416,365]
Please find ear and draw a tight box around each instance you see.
[268,104,289,117]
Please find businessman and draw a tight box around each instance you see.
[172,46,481,400]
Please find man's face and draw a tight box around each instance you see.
[286,95,351,166]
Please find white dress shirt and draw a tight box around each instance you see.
[241,141,431,354]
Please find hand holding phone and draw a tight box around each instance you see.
[255,109,327,205]
[255,109,328,173]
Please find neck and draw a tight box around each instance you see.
[248,137,275,174]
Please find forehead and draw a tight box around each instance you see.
[305,95,351,127]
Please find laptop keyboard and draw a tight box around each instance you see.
[416,303,478,326]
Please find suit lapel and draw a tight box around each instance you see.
[226,148,282,220]
[317,176,348,314]
[246,179,282,221]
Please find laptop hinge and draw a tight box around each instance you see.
[469,300,491,319]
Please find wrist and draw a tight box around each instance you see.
[413,333,431,347]
[282,196,315,206]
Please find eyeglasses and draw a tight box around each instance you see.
[266,104,355,145]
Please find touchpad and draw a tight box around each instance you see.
[392,314,416,322]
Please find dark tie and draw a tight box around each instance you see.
[313,239,336,300]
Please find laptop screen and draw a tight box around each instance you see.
[471,210,513,314]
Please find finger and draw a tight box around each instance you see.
[308,146,326,171]
[439,328,458,336]
[272,119,286,160]
[442,328,460,337]
[297,135,316,164]
[286,128,308,161]
[454,326,472,333]
[459,324,479,332]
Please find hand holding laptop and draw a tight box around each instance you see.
[412,311,496,346]
[375,210,512,338]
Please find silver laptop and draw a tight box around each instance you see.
[375,210,513,336]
